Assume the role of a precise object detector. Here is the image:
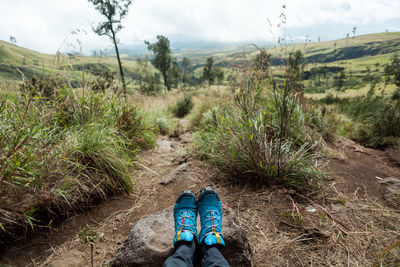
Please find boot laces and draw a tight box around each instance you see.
[203,210,221,237]
[177,210,196,234]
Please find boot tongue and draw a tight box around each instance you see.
[204,233,226,246]
[175,230,195,244]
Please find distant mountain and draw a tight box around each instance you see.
[110,40,273,59]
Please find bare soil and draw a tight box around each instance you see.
[0,132,399,266]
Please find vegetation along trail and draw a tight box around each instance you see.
[0,117,223,266]
[1,111,400,266]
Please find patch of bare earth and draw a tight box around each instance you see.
[1,133,399,266]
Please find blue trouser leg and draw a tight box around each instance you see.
[163,240,196,267]
[201,245,230,267]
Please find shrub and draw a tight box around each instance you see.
[91,70,118,93]
[173,94,194,118]
[20,75,60,99]
[0,80,156,242]
[156,117,171,135]
[336,94,400,148]
[319,93,340,105]
[194,73,325,191]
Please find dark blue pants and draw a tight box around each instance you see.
[163,240,230,267]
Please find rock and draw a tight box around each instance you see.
[46,250,86,267]
[379,177,400,206]
[171,154,190,165]
[330,203,344,213]
[157,140,174,151]
[108,206,252,266]
[160,163,191,185]
[379,177,400,186]
[306,205,317,213]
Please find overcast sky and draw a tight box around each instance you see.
[1,0,399,54]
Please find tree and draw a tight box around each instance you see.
[181,57,190,85]
[9,36,16,45]
[203,57,215,86]
[352,26,357,39]
[88,0,132,97]
[145,35,173,91]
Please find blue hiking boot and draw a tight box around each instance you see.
[173,190,197,247]
[198,187,225,246]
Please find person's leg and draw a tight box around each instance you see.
[163,190,198,267]
[198,187,230,267]
[163,240,196,267]
[201,245,229,267]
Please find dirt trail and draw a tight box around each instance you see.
[1,131,399,266]
[0,124,224,266]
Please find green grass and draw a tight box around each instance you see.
[321,90,400,148]
[0,79,156,242]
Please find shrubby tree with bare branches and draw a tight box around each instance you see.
[88,0,132,97]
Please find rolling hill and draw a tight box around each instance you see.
[0,32,399,87]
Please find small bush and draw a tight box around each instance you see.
[194,78,325,191]
[319,93,340,105]
[305,106,337,142]
[20,75,60,99]
[0,79,156,241]
[156,117,171,135]
[173,94,194,118]
[336,94,400,148]
[91,70,118,93]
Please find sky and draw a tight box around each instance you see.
[1,0,399,54]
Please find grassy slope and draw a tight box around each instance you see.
[0,41,141,84]
[1,32,399,87]
[177,32,400,82]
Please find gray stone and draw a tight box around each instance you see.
[171,154,190,165]
[157,140,174,151]
[380,177,400,186]
[109,206,252,266]
[160,163,190,185]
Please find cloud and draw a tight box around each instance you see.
[0,0,399,54]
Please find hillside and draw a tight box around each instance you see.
[180,32,400,81]
[0,41,140,84]
[1,32,399,86]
